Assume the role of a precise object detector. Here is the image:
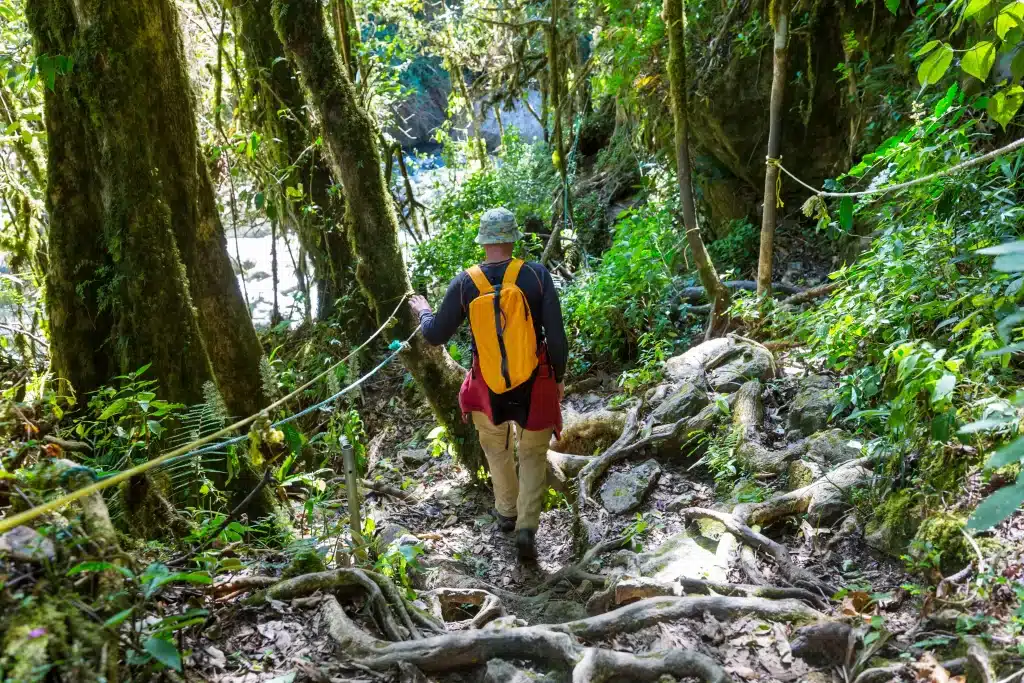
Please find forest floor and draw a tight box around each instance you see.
[165,342,1024,683]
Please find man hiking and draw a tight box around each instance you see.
[410,207,568,561]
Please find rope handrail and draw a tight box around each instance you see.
[0,298,416,535]
[770,135,1024,199]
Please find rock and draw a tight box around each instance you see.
[599,459,662,514]
[788,460,822,491]
[0,526,56,563]
[484,615,527,630]
[789,376,840,436]
[376,523,419,551]
[578,579,595,599]
[789,622,854,668]
[736,441,805,474]
[613,577,676,605]
[541,599,588,623]
[707,344,776,393]
[666,491,697,511]
[664,338,735,384]
[484,659,559,683]
[805,429,860,466]
[692,517,728,540]
[555,409,626,455]
[398,448,430,467]
[649,380,710,425]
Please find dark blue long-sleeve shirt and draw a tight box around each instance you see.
[418,259,568,382]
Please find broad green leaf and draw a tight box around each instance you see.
[994,251,1024,272]
[967,478,1024,530]
[985,436,1024,469]
[914,40,942,57]
[960,41,996,81]
[839,197,854,232]
[1012,50,1024,80]
[147,420,164,436]
[964,0,992,18]
[978,240,1024,256]
[67,561,134,579]
[98,398,128,420]
[143,637,182,672]
[958,417,1015,434]
[103,608,134,629]
[426,425,446,440]
[885,0,900,14]
[987,85,1024,130]
[931,373,956,404]
[995,2,1024,39]
[918,43,954,87]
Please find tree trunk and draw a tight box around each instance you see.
[28,0,277,521]
[232,0,374,333]
[274,0,485,473]
[541,0,572,267]
[663,0,731,338]
[756,0,790,298]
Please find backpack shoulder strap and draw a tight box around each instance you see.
[466,265,493,295]
[502,258,525,287]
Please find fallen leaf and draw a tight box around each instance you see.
[913,653,950,683]
[443,515,458,528]
[841,590,872,615]
[204,646,226,669]
[725,665,759,679]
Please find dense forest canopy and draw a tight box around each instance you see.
[1,0,1024,679]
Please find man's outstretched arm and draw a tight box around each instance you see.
[410,275,465,346]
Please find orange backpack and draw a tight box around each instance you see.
[466,259,539,394]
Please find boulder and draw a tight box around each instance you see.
[398,448,430,467]
[708,344,776,392]
[376,523,419,551]
[484,659,559,683]
[541,599,588,624]
[788,460,822,491]
[666,491,698,511]
[789,622,854,668]
[806,429,861,466]
[599,460,662,514]
[649,380,710,425]
[0,526,56,563]
[789,376,840,436]
[555,409,626,455]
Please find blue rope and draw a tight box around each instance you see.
[139,346,406,472]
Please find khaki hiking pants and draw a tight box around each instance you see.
[472,412,553,531]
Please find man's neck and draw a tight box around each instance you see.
[483,245,515,263]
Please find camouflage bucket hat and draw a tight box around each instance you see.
[476,207,523,245]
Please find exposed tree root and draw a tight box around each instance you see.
[213,575,279,597]
[529,533,633,596]
[320,594,757,682]
[422,588,505,630]
[781,281,840,306]
[575,406,641,510]
[677,280,803,303]
[678,577,828,610]
[678,507,836,596]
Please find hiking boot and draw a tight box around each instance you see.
[492,509,516,532]
[516,528,538,562]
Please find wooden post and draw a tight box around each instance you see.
[342,436,367,561]
[756,0,790,298]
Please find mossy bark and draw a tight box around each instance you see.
[663,0,731,338]
[28,0,265,418]
[232,0,373,329]
[274,0,485,474]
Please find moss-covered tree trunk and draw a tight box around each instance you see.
[29,0,278,521]
[756,0,790,298]
[232,0,373,328]
[541,0,572,266]
[663,0,731,338]
[274,0,485,473]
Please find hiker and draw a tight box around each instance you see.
[410,207,568,561]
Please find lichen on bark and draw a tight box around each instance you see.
[273,0,484,473]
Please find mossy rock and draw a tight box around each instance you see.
[789,377,840,437]
[0,593,115,681]
[787,460,822,491]
[864,491,922,558]
[282,549,327,579]
[911,513,970,574]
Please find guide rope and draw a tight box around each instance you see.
[770,135,1024,200]
[0,299,418,535]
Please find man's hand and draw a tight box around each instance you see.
[409,294,432,317]
[557,381,565,402]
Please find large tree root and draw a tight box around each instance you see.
[529,533,633,596]
[677,507,835,596]
[422,588,505,630]
[678,577,828,610]
[320,593,810,682]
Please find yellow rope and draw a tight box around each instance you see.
[0,294,413,535]
[766,156,784,208]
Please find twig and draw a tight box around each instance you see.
[960,528,988,574]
